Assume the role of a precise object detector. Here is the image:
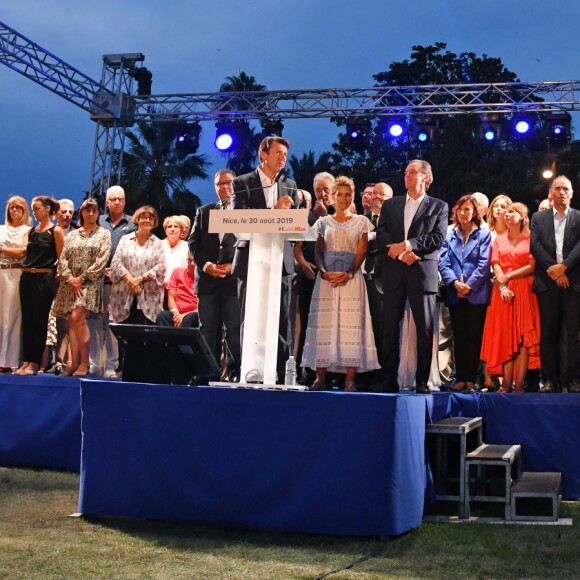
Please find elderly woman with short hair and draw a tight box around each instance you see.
[162,215,190,286]
[109,205,166,325]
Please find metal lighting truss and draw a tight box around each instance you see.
[2,19,580,198]
[131,81,580,121]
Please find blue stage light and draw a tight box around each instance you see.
[345,118,371,148]
[484,129,496,141]
[389,122,404,138]
[544,112,571,146]
[417,130,428,142]
[515,120,531,134]
[215,132,234,151]
[215,120,248,153]
[175,121,201,154]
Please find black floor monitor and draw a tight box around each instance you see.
[110,323,221,386]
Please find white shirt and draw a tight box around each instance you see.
[403,192,426,254]
[257,167,278,208]
[553,207,569,264]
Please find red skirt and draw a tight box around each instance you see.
[480,277,540,376]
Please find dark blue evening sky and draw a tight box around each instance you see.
[2,0,579,210]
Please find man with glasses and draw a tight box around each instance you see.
[376,160,448,393]
[189,169,241,382]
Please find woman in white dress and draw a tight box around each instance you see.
[302,176,380,392]
[0,196,30,371]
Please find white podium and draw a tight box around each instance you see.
[209,208,314,388]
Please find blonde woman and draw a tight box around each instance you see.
[0,196,30,371]
[162,215,189,286]
[302,176,380,391]
[480,202,541,392]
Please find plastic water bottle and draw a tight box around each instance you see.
[284,356,297,386]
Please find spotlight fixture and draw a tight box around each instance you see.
[544,111,572,146]
[128,66,153,96]
[412,115,435,143]
[261,118,284,137]
[379,117,406,140]
[388,120,405,138]
[175,121,201,154]
[345,118,371,147]
[512,113,534,136]
[479,113,502,142]
[214,119,248,153]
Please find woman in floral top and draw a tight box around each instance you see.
[53,198,111,376]
[109,206,166,325]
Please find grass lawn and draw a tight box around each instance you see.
[0,467,578,579]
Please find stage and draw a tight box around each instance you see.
[1,374,579,537]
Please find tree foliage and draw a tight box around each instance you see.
[327,43,555,208]
[121,114,209,224]
[217,72,266,175]
[288,150,333,191]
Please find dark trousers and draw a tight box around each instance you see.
[20,272,56,364]
[383,286,436,387]
[365,276,383,362]
[536,286,580,388]
[448,301,488,383]
[198,290,241,377]
[156,310,199,328]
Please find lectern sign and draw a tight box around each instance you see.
[208,207,312,388]
[209,208,309,234]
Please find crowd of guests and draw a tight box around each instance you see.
[2,136,579,394]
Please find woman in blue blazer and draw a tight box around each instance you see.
[439,194,492,391]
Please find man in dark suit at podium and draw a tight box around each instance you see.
[189,169,241,382]
[232,136,298,383]
[376,160,448,393]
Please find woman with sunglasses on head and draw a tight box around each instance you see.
[13,196,65,375]
[0,196,31,372]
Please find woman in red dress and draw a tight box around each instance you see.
[480,202,541,392]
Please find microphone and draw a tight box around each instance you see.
[215,192,235,209]
[274,168,287,184]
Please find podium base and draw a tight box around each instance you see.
[209,381,306,391]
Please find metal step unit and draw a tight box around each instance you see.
[426,417,483,519]
[510,471,562,522]
[464,443,522,520]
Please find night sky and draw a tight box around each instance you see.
[2,0,579,209]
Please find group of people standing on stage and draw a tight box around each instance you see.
[2,134,579,394]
